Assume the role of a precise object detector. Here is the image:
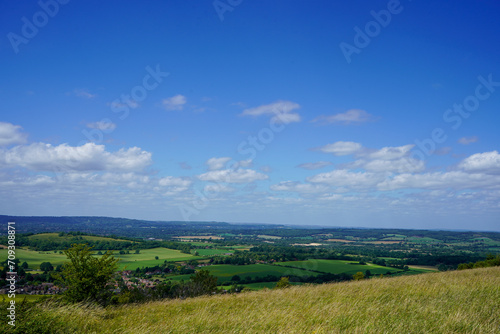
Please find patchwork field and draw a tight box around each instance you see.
[201,264,320,283]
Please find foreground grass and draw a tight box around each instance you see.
[5,267,500,333]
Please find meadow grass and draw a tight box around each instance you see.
[11,267,498,333]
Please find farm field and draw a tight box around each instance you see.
[0,248,68,269]
[275,259,405,275]
[201,264,320,283]
[110,248,201,270]
[194,249,233,256]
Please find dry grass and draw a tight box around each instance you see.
[33,267,500,333]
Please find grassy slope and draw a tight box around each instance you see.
[31,267,500,333]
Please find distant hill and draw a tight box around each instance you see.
[6,267,499,333]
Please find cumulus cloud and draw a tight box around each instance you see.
[365,144,414,160]
[163,94,187,111]
[458,151,500,174]
[270,181,328,193]
[204,184,235,193]
[241,100,301,124]
[316,141,362,156]
[158,176,192,194]
[296,161,333,170]
[0,122,28,146]
[73,89,97,99]
[206,157,252,171]
[458,136,479,145]
[349,144,425,173]
[198,168,268,183]
[206,157,232,171]
[307,169,383,189]
[377,171,500,191]
[0,142,152,172]
[87,120,117,132]
[312,109,374,124]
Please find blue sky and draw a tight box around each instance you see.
[1,0,500,231]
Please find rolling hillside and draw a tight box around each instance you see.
[6,267,499,333]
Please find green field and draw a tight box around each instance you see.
[407,236,442,244]
[0,247,199,270]
[194,249,233,256]
[0,248,68,269]
[201,264,319,283]
[111,248,200,270]
[275,259,404,275]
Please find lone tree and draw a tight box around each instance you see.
[353,272,365,281]
[56,244,118,303]
[276,277,291,289]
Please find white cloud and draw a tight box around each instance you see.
[458,136,478,145]
[377,171,500,191]
[204,184,235,193]
[87,120,117,132]
[458,151,500,174]
[163,94,187,111]
[206,157,232,171]
[73,89,97,99]
[366,144,414,160]
[198,168,268,183]
[206,157,252,171]
[0,122,28,146]
[307,169,383,189]
[241,100,301,124]
[158,176,192,188]
[348,144,425,173]
[316,141,362,156]
[0,142,152,172]
[297,161,333,170]
[270,181,328,194]
[312,109,374,124]
[355,157,425,173]
[158,176,192,194]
